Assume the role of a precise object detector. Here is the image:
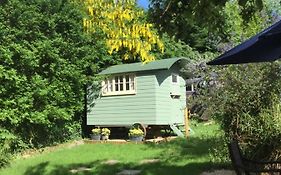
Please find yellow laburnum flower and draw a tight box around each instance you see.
[124,54,129,60]
[81,0,164,63]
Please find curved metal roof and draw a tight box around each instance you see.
[99,57,188,75]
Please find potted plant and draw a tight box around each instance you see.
[101,128,110,140]
[128,128,144,142]
[91,128,101,140]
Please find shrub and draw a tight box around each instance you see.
[0,129,16,168]
[209,63,281,160]
[0,0,114,161]
[238,105,281,159]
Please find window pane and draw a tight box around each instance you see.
[186,85,192,91]
[125,75,129,82]
[115,76,119,91]
[119,76,123,91]
[102,81,107,93]
[126,83,130,90]
[125,75,130,90]
[108,79,113,92]
[102,74,136,96]
[130,76,135,90]
[120,78,123,91]
[172,74,177,83]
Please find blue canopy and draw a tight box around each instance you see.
[207,20,281,65]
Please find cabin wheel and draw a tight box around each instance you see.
[131,123,147,137]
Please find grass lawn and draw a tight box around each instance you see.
[0,121,228,175]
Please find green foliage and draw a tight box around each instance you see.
[0,0,114,167]
[0,129,16,167]
[154,33,200,60]
[149,0,264,26]
[220,0,273,47]
[238,106,281,159]
[221,0,244,44]
[209,136,230,164]
[148,0,220,52]
[148,0,277,53]
[264,0,281,17]
[210,62,281,160]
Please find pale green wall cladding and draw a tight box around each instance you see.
[87,67,186,126]
[87,72,158,126]
[155,66,186,125]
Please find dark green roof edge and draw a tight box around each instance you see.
[99,57,189,75]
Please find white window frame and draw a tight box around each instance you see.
[171,73,178,84]
[102,73,136,96]
[186,83,195,92]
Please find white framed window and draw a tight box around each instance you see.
[171,73,178,84]
[186,83,195,92]
[102,74,136,96]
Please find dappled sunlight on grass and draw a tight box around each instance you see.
[0,121,228,175]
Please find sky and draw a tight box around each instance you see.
[137,0,149,9]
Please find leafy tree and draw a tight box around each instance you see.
[149,0,264,27]
[148,0,278,52]
[154,33,201,60]
[82,0,164,63]
[148,0,218,52]
[0,0,112,166]
[209,63,281,160]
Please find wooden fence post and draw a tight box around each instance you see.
[184,108,190,138]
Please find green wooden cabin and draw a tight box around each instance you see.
[87,58,188,136]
